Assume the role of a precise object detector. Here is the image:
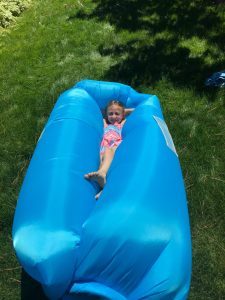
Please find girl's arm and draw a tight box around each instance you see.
[121,108,134,125]
[101,107,134,120]
[124,108,134,116]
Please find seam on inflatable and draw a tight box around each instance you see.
[42,117,103,138]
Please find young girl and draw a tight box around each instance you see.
[84,100,133,199]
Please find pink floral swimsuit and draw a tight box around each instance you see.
[100,122,123,157]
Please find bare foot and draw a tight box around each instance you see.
[84,170,106,188]
[95,190,102,200]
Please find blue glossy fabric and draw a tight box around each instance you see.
[13,80,192,300]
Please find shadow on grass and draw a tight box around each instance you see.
[21,270,104,300]
[21,269,48,300]
[74,0,225,101]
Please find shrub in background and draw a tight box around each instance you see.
[0,0,31,28]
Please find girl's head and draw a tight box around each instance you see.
[105,100,125,124]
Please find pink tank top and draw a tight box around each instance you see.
[100,122,123,155]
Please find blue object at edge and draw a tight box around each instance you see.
[12,80,192,300]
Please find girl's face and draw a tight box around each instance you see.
[106,104,124,124]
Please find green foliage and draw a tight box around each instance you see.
[0,0,30,27]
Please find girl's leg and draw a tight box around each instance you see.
[84,147,116,189]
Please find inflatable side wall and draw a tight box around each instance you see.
[13,80,192,300]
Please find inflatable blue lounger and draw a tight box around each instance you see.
[13,80,192,300]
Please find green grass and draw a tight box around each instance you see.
[0,0,225,299]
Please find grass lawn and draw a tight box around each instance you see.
[0,0,225,299]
